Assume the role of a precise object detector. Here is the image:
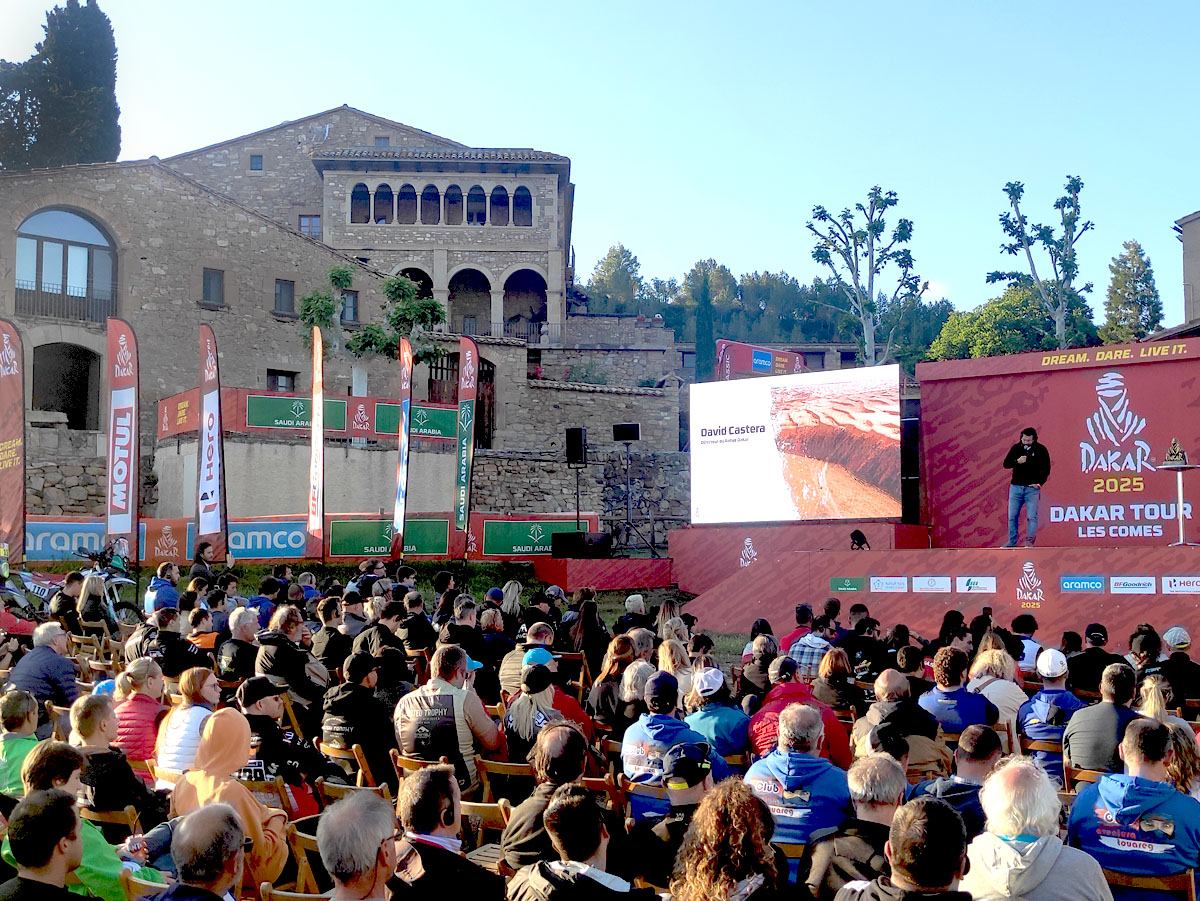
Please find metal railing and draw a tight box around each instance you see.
[15,280,115,324]
[452,318,562,343]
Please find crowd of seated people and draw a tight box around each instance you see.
[7,570,1200,901]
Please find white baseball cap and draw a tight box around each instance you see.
[1036,648,1068,679]
[1165,626,1192,650]
[694,667,725,697]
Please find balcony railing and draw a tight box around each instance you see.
[452,318,562,344]
[15,280,115,324]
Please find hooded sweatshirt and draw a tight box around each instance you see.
[173,708,289,888]
[1017,689,1086,783]
[744,749,852,846]
[1068,774,1200,901]
[749,682,852,767]
[621,713,731,818]
[960,833,1112,901]
[143,576,178,614]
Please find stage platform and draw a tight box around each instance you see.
[531,556,674,593]
[683,545,1200,653]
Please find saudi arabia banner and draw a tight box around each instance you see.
[307,327,325,556]
[455,336,479,533]
[390,337,414,559]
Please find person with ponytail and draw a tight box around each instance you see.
[503,665,564,764]
[587,635,636,733]
[1136,673,1198,740]
[112,658,164,782]
[155,667,219,776]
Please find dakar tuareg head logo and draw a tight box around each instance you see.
[352,403,370,431]
[155,525,179,559]
[460,349,476,391]
[0,335,17,378]
[114,334,134,379]
[203,340,218,383]
[1080,371,1154,474]
[739,537,758,568]
[1016,560,1044,603]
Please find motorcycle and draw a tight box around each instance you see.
[75,539,142,625]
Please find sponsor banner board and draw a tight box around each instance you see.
[331,517,450,559]
[955,576,997,594]
[246,394,347,432]
[912,576,952,593]
[1061,574,1106,592]
[1163,576,1200,594]
[715,340,806,381]
[376,402,457,439]
[0,321,25,562]
[455,337,479,533]
[869,576,908,592]
[830,577,866,592]
[1110,576,1157,594]
[106,318,139,558]
[470,514,601,559]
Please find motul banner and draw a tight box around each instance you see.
[195,325,229,556]
[454,336,479,533]
[106,318,139,562]
[0,321,26,563]
[390,338,415,558]
[307,328,324,556]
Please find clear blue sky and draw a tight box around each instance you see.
[5,0,1198,324]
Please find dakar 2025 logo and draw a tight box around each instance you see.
[0,335,18,378]
[1079,371,1155,474]
[114,334,135,379]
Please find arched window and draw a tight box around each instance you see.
[466,186,487,226]
[350,184,370,223]
[489,187,509,226]
[373,184,394,225]
[33,343,101,430]
[444,185,464,225]
[16,208,117,323]
[397,185,418,224]
[513,187,533,227]
[420,185,440,224]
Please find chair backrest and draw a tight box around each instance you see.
[314,777,391,808]
[286,820,327,895]
[1101,868,1197,901]
[281,694,305,740]
[260,886,331,901]
[831,706,857,726]
[318,740,362,784]
[152,765,183,785]
[80,618,113,641]
[601,739,623,777]
[119,868,166,901]
[128,757,157,779]
[80,804,140,839]
[238,774,289,811]
[46,701,71,741]
[774,842,807,864]
[474,756,533,802]
[1019,736,1064,755]
[460,799,510,844]
[618,774,667,819]
[1063,763,1107,792]
[484,701,506,719]
[581,773,625,812]
[723,752,752,771]
[390,748,448,784]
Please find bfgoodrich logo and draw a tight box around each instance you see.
[1163,576,1200,594]
[1061,575,1105,592]
[1110,576,1157,594]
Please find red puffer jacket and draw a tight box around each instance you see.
[113,692,164,776]
[748,680,852,767]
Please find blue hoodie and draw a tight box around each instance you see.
[246,595,277,630]
[917,685,997,735]
[621,713,731,819]
[744,749,851,846]
[1018,688,1086,784]
[1068,775,1200,900]
[685,704,751,757]
[142,576,179,614]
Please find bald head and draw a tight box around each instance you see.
[172,804,243,890]
[875,669,910,702]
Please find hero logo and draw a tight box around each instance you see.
[739,537,758,568]
[1163,576,1200,595]
[0,335,18,378]
[1080,371,1155,474]
[352,403,370,431]
[203,340,218,383]
[108,407,135,513]
[113,334,135,379]
[1060,575,1105,592]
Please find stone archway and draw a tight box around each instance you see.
[33,342,101,430]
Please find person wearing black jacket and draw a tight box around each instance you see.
[351,601,414,682]
[124,608,212,678]
[321,652,398,792]
[1003,426,1051,548]
[216,607,260,683]
[310,598,351,675]
[628,742,714,889]
[47,573,84,636]
[236,676,345,789]
[396,590,437,654]
[255,606,328,737]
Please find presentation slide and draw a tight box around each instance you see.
[689,365,902,524]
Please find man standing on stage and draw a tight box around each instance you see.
[1003,427,1051,548]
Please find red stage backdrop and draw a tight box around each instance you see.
[917,338,1200,548]
[0,321,25,563]
[106,318,139,561]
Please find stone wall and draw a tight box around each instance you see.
[559,315,678,349]
[26,415,107,516]
[535,348,676,388]
[509,381,679,453]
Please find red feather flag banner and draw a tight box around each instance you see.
[306,327,325,558]
[195,324,229,557]
[0,321,26,563]
[106,318,139,562]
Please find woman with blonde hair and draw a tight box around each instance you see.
[112,657,164,783]
[155,666,219,776]
[500,579,524,637]
[662,616,690,646]
[658,638,694,696]
[1167,722,1200,798]
[78,573,117,636]
[617,659,655,733]
[671,778,782,901]
[811,647,866,714]
[1136,674,1198,740]
[503,664,563,763]
[967,648,1027,734]
[655,597,681,640]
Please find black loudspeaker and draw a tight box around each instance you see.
[565,427,587,464]
[613,423,641,442]
[551,531,613,559]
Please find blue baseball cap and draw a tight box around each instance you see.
[465,654,484,672]
[486,587,504,602]
[523,647,561,666]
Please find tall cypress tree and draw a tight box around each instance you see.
[694,270,715,381]
[1100,240,1162,343]
[0,0,120,170]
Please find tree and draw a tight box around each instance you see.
[929,285,1098,360]
[682,259,738,309]
[1100,240,1162,343]
[587,244,642,313]
[694,270,715,380]
[807,186,927,364]
[0,0,120,171]
[878,294,954,372]
[986,176,1094,349]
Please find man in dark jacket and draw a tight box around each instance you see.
[237,676,344,789]
[802,755,905,901]
[216,607,260,683]
[246,577,283,630]
[47,572,84,636]
[1066,623,1125,694]
[1163,625,1200,705]
[508,783,654,901]
[396,590,436,654]
[389,764,504,901]
[1,788,83,900]
[1002,426,1051,548]
[351,600,409,665]
[129,608,212,678]
[7,624,77,738]
[1063,661,1140,772]
[852,670,949,784]
[835,797,971,901]
[908,724,1002,839]
[310,598,351,675]
[612,595,655,636]
[437,595,486,663]
[337,591,369,639]
[321,652,397,792]
[628,742,713,888]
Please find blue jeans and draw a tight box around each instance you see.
[1008,484,1040,547]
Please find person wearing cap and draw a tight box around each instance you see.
[1063,662,1140,772]
[1163,626,1200,706]
[522,591,557,633]
[747,656,852,767]
[1128,629,1169,686]
[744,702,852,866]
[322,652,399,792]
[1067,623,1125,694]
[613,595,655,636]
[237,675,345,798]
[522,647,594,740]
[621,671,730,820]
[909,724,1003,840]
[683,667,750,757]
[1018,648,1086,785]
[483,586,505,609]
[628,741,715,888]
[394,644,505,790]
[502,664,563,763]
[337,591,369,639]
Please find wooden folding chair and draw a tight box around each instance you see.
[581,772,625,812]
[119,868,167,901]
[390,748,449,785]
[46,701,72,741]
[281,694,305,740]
[475,756,533,802]
[635,877,670,894]
[723,752,752,772]
[260,886,331,901]
[238,775,290,812]
[557,651,587,702]
[80,618,113,641]
[774,842,808,867]
[1063,762,1107,792]
[1019,736,1064,757]
[80,805,140,841]
[601,738,623,779]
[484,701,507,719]
[1101,868,1196,901]
[317,741,374,787]
[462,799,514,876]
[285,817,330,895]
[314,777,390,808]
[118,622,139,641]
[832,706,858,728]
[128,757,157,782]
[618,774,667,820]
